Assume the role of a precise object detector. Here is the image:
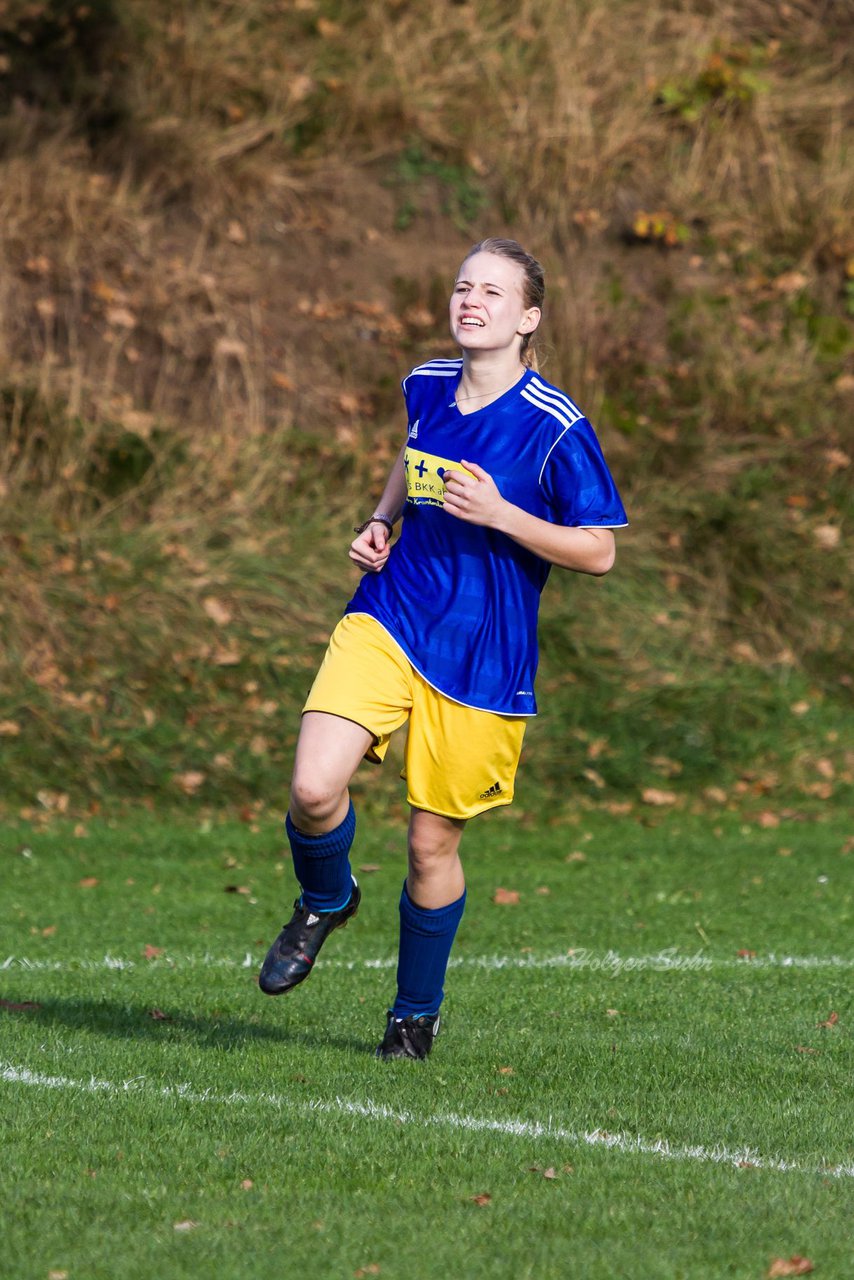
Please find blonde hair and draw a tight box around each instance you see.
[462,237,545,369]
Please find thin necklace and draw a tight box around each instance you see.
[454,371,525,405]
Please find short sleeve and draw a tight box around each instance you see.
[540,418,628,528]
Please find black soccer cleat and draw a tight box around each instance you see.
[375,1010,440,1060]
[258,879,361,996]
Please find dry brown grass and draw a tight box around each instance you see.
[2,0,851,448]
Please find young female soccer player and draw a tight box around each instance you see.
[259,237,627,1058]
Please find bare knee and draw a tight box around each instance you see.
[408,818,463,878]
[289,770,347,831]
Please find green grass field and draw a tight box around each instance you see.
[2,809,852,1280]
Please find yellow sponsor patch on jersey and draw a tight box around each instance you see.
[404,449,474,506]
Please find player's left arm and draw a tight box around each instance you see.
[442,459,616,576]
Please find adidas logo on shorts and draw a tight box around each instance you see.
[479,781,503,800]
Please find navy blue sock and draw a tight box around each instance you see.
[286,802,355,913]
[391,882,467,1019]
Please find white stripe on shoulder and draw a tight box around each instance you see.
[526,376,585,423]
[402,359,463,391]
[521,387,579,436]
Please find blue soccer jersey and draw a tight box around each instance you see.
[345,360,627,715]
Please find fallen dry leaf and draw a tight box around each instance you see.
[224,884,250,895]
[37,789,69,812]
[497,1066,515,1075]
[766,1257,814,1277]
[338,392,361,415]
[817,1011,839,1028]
[240,1179,253,1190]
[824,447,851,472]
[106,305,137,329]
[354,1267,381,1278]
[173,770,206,794]
[773,270,808,294]
[469,1193,492,1206]
[203,596,232,626]
[147,1008,172,1021]
[0,719,21,736]
[737,949,757,959]
[565,850,586,863]
[802,781,833,800]
[78,876,99,889]
[42,925,57,937]
[0,999,42,1012]
[641,787,678,807]
[812,524,840,550]
[143,945,165,960]
[48,1272,69,1280]
[25,254,51,275]
[358,863,381,873]
[212,647,241,666]
[795,1045,818,1055]
[493,887,520,905]
[542,1167,558,1180]
[173,1220,199,1232]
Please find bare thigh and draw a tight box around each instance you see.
[289,711,374,833]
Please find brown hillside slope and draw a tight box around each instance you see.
[0,0,851,812]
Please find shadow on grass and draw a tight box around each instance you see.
[4,996,370,1055]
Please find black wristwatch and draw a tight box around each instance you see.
[353,514,395,536]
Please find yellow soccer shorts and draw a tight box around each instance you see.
[302,613,527,821]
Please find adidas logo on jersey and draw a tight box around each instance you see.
[479,781,503,800]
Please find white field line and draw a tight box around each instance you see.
[2,949,854,974]
[2,1061,853,1182]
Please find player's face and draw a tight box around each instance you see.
[449,251,540,356]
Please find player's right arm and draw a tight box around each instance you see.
[349,441,408,573]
